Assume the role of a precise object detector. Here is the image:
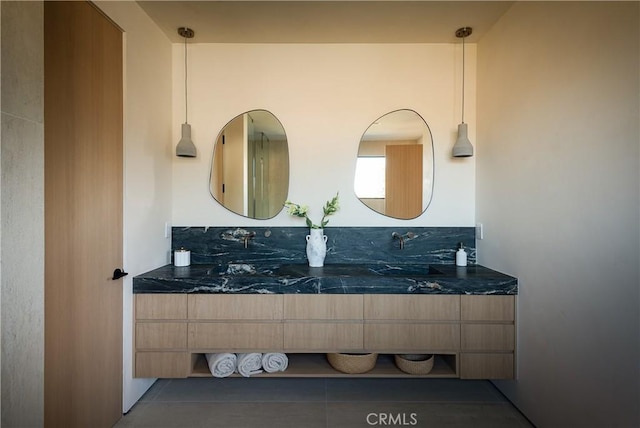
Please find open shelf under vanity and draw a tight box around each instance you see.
[189,353,458,378]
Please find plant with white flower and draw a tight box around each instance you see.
[284,192,339,229]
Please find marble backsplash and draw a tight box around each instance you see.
[172,227,476,268]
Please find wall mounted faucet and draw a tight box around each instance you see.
[242,231,256,248]
[391,232,405,250]
[392,231,416,250]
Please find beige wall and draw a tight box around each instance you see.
[0,1,44,426]
[172,43,476,227]
[477,2,639,427]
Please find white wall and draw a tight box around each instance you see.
[0,2,44,426]
[172,43,476,227]
[95,1,174,413]
[477,2,639,427]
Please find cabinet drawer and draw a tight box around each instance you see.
[135,352,189,378]
[136,294,187,320]
[284,322,363,351]
[364,295,459,321]
[188,322,283,350]
[460,353,514,379]
[188,295,283,320]
[461,324,514,351]
[136,322,187,349]
[461,295,514,321]
[364,323,460,351]
[284,295,363,320]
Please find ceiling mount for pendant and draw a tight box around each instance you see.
[178,27,195,39]
[455,27,472,39]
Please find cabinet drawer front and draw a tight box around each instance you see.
[136,294,187,320]
[188,322,283,350]
[364,295,460,321]
[284,323,363,351]
[284,295,363,320]
[135,352,188,378]
[136,322,187,349]
[460,353,514,379]
[364,323,460,351]
[461,324,514,351]
[461,295,514,321]
[188,295,283,320]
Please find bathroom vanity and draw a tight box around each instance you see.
[133,261,517,380]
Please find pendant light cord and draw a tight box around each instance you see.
[184,35,188,124]
[461,33,465,124]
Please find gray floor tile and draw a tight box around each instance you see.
[116,378,533,428]
[149,377,327,402]
[138,379,170,402]
[326,378,506,403]
[326,402,533,428]
[115,402,327,428]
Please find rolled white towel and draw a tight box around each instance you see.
[261,353,288,373]
[236,352,263,377]
[205,353,237,378]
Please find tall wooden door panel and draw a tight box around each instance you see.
[44,2,123,427]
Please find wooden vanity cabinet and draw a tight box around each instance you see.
[459,295,516,379]
[364,295,460,352]
[283,295,363,351]
[188,295,283,351]
[134,293,515,379]
[134,294,189,378]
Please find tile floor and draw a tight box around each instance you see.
[114,377,534,428]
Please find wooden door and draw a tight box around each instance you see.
[385,144,423,219]
[44,2,123,427]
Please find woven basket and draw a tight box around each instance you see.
[394,354,434,375]
[327,353,378,374]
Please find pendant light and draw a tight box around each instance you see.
[452,26,474,158]
[176,27,197,158]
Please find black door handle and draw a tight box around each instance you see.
[112,268,128,280]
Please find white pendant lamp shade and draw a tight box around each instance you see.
[176,123,196,157]
[453,26,474,158]
[176,27,197,158]
[452,123,473,157]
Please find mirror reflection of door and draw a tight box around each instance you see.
[354,109,434,219]
[211,110,289,219]
[385,144,423,218]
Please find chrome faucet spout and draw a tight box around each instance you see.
[392,232,405,250]
[242,232,256,248]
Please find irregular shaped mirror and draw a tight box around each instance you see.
[210,110,289,219]
[354,109,434,219]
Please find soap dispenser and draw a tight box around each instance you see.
[456,242,468,267]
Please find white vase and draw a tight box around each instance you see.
[306,228,328,267]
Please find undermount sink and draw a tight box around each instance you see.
[276,264,371,277]
[367,264,445,276]
[275,263,444,277]
[219,263,446,278]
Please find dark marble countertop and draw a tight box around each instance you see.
[133,263,518,295]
